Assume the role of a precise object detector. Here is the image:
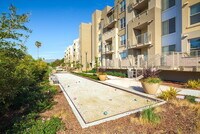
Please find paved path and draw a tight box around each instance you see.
[55,73,164,127]
[102,75,200,98]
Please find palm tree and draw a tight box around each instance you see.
[35,41,41,59]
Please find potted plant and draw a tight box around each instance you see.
[98,72,107,81]
[141,68,161,95]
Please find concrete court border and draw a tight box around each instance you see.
[57,73,166,128]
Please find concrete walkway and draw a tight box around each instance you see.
[102,75,200,98]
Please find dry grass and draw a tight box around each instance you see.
[170,99,200,133]
[170,99,200,114]
[154,106,166,114]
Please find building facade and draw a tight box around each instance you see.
[92,10,102,66]
[79,23,92,71]
[161,0,182,53]
[182,0,200,54]
[65,0,200,71]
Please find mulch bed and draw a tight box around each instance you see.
[161,81,186,88]
[41,87,200,134]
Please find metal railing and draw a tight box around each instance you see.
[100,50,200,72]
[102,45,113,54]
[136,32,150,44]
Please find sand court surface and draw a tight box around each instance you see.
[56,73,164,127]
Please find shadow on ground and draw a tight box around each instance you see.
[130,86,144,93]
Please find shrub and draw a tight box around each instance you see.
[141,108,160,124]
[74,72,99,80]
[143,68,160,79]
[106,71,126,77]
[87,69,97,73]
[158,87,178,101]
[185,95,196,103]
[143,77,161,84]
[10,115,63,134]
[186,79,200,89]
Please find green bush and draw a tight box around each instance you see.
[144,77,161,84]
[141,108,160,124]
[186,79,200,89]
[158,87,178,101]
[10,114,63,134]
[74,72,99,80]
[106,71,126,78]
[185,95,196,103]
[87,69,97,73]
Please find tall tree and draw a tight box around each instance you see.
[35,41,41,59]
[0,5,31,51]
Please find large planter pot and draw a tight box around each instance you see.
[98,74,107,81]
[141,82,160,95]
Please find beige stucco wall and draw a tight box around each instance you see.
[182,0,200,52]
[127,0,161,61]
[92,10,102,66]
[79,23,92,71]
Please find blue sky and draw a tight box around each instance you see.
[0,0,113,59]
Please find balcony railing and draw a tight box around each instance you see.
[132,0,146,9]
[128,32,151,49]
[135,10,148,18]
[137,32,149,44]
[102,45,114,54]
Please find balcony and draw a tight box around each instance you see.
[128,32,151,49]
[102,45,114,55]
[104,14,117,29]
[131,0,148,10]
[103,28,118,41]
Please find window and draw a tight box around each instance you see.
[120,0,126,12]
[120,51,127,59]
[162,0,175,11]
[162,17,176,35]
[120,34,126,46]
[190,38,200,50]
[120,17,126,29]
[190,2,200,25]
[162,44,176,53]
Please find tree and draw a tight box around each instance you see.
[50,58,64,67]
[35,41,41,59]
[0,5,33,114]
[94,57,100,70]
[0,5,31,51]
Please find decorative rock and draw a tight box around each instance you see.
[103,111,108,115]
[74,97,77,100]
[109,99,112,101]
[68,85,70,87]
[134,99,137,101]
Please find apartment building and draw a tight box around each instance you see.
[182,0,200,54]
[101,6,119,68]
[126,0,162,67]
[65,0,200,72]
[161,0,182,53]
[92,10,102,66]
[79,23,92,71]
[64,45,73,67]
[72,38,80,64]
